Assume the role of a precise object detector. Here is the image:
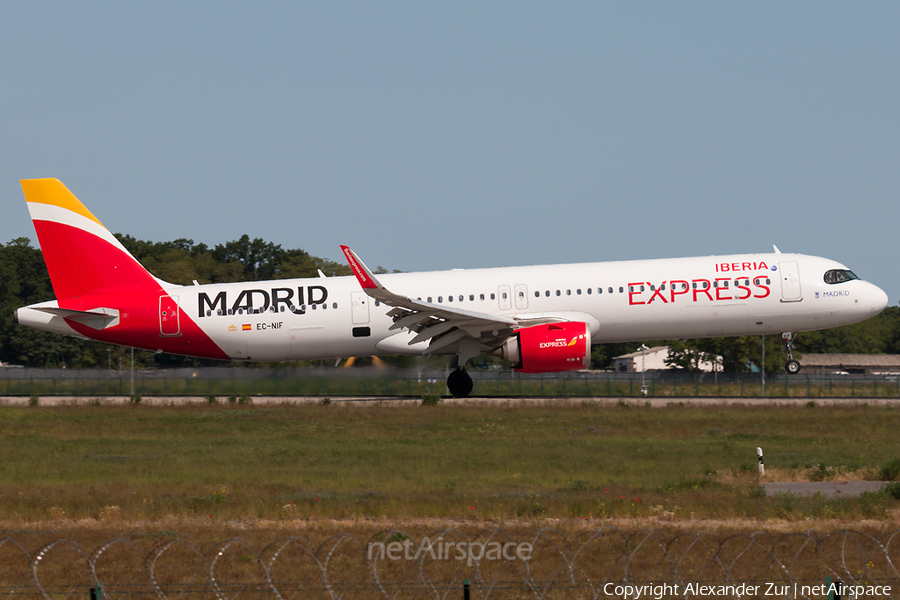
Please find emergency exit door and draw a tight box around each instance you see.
[351,291,370,324]
[514,284,529,309]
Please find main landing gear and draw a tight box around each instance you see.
[447,368,473,398]
[446,339,479,398]
[782,332,801,375]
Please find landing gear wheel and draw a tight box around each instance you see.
[781,332,802,375]
[447,368,473,398]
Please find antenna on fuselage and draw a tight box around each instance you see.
[772,245,781,254]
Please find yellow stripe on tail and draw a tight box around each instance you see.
[20,178,106,228]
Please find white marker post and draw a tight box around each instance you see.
[757,447,765,477]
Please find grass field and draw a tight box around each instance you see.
[2,399,900,526]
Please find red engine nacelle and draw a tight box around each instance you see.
[496,322,591,373]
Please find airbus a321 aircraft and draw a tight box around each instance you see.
[14,179,889,397]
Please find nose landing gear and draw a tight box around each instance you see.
[782,332,801,375]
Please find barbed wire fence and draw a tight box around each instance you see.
[3,527,900,599]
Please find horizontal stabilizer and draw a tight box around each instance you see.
[35,306,120,330]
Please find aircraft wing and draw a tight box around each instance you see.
[340,245,519,354]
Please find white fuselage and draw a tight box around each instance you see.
[136,252,885,361]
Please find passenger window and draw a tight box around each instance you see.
[374,300,380,307]
[545,290,550,297]
[518,291,524,298]
[217,309,222,316]
[480,294,485,300]
[577,289,582,295]
[713,281,717,288]
[587,288,592,294]
[534,291,540,298]
[206,310,211,316]
[556,290,561,296]
[608,287,613,294]
[332,303,337,309]
[311,304,316,310]
[438,296,443,303]
[640,285,645,292]
[448,295,453,302]
[650,285,655,291]
[428,297,433,302]
[661,285,666,291]
[469,294,474,301]
[502,292,508,299]
[459,295,463,302]
[618,287,623,293]
[566,290,571,295]
[322,303,327,310]
[629,286,634,293]
[766,278,771,285]
[491,293,495,300]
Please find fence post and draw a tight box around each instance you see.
[463,579,471,600]
[90,582,103,599]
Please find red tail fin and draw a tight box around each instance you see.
[21,179,160,300]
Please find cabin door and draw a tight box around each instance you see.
[779,262,802,302]
[159,295,181,336]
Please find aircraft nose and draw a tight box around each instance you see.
[871,284,889,315]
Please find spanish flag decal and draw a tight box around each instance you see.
[242,324,252,331]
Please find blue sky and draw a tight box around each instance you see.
[2,3,898,304]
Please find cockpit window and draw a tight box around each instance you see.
[824,269,859,284]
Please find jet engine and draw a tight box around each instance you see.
[494,322,591,373]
